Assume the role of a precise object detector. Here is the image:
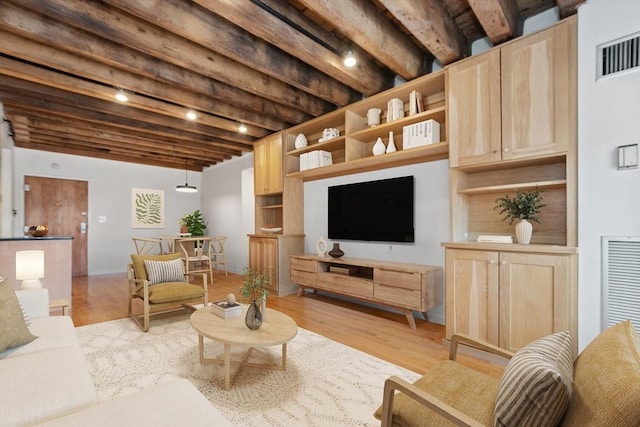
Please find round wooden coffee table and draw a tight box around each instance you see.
[190,305,298,390]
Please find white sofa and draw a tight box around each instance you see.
[0,288,233,427]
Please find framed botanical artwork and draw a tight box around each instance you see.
[132,188,165,228]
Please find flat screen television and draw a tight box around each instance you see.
[328,176,414,243]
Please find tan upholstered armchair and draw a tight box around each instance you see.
[377,320,640,427]
[128,252,208,332]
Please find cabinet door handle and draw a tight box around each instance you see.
[501,261,507,265]
[503,148,510,152]
[489,260,496,264]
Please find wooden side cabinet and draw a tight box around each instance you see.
[249,234,303,296]
[290,254,443,329]
[444,244,577,355]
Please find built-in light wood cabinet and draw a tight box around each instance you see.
[444,244,577,355]
[248,234,304,296]
[254,132,283,195]
[448,17,577,168]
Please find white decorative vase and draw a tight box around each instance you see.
[386,131,396,153]
[316,235,328,256]
[515,219,533,244]
[373,137,386,156]
[294,133,308,149]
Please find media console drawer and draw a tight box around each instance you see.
[316,272,373,299]
[374,268,422,290]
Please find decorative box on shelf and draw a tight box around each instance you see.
[403,119,440,149]
[210,300,242,319]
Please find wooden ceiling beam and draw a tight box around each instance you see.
[0,31,304,129]
[105,0,369,102]
[468,0,523,44]
[378,0,468,65]
[555,0,586,18]
[0,77,254,150]
[0,56,270,140]
[190,0,392,96]
[3,103,249,161]
[26,132,224,167]
[2,0,334,116]
[295,0,430,81]
[25,120,228,162]
[14,139,209,171]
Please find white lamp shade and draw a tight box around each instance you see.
[16,250,45,289]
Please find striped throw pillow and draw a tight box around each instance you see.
[494,331,573,427]
[143,259,185,285]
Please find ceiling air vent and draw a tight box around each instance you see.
[597,32,640,79]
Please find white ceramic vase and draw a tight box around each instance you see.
[294,133,308,149]
[386,131,396,153]
[373,137,386,156]
[316,235,328,256]
[515,219,533,244]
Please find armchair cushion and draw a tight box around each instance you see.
[494,331,573,427]
[143,282,206,304]
[373,360,500,426]
[0,278,37,352]
[143,258,185,285]
[131,252,182,282]
[561,320,640,426]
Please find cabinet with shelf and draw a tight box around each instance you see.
[284,70,448,182]
[254,132,283,195]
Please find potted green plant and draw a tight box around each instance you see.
[494,189,546,244]
[179,210,207,236]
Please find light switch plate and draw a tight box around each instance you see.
[618,144,638,169]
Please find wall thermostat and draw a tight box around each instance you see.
[618,144,638,170]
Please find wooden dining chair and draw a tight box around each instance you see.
[176,237,214,284]
[210,236,228,277]
[132,237,164,255]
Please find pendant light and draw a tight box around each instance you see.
[176,159,197,193]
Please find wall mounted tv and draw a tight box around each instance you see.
[328,176,414,243]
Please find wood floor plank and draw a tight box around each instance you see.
[70,271,504,377]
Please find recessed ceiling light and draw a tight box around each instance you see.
[238,123,248,133]
[115,89,128,102]
[186,109,197,121]
[343,51,356,68]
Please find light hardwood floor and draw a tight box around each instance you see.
[71,270,504,377]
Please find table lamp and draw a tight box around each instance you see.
[15,250,45,289]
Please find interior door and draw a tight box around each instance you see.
[24,176,88,276]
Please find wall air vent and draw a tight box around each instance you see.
[602,236,640,332]
[597,32,640,79]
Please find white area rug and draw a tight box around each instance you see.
[76,314,420,426]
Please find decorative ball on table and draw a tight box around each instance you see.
[226,293,236,305]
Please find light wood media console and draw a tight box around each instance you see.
[290,255,443,329]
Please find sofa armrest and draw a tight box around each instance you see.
[15,288,50,318]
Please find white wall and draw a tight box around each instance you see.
[577,0,640,349]
[304,160,450,324]
[13,148,201,274]
[200,153,254,275]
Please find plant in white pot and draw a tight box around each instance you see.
[494,189,546,244]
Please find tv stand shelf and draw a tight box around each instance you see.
[290,255,443,329]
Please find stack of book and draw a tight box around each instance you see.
[477,235,514,243]
[210,300,242,319]
[386,98,405,122]
[408,90,424,115]
[300,150,332,171]
[403,119,440,150]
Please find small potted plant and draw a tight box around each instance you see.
[494,189,546,244]
[240,267,271,329]
[179,210,207,236]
